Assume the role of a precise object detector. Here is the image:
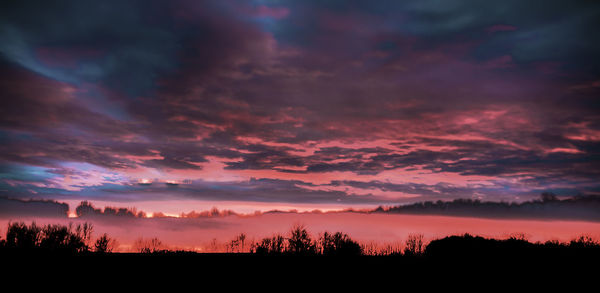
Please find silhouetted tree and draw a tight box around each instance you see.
[404,233,425,256]
[75,201,100,217]
[287,224,316,255]
[253,234,286,255]
[228,233,248,252]
[134,237,164,253]
[228,239,238,253]
[237,233,246,252]
[3,222,93,253]
[508,233,528,241]
[39,224,71,251]
[319,232,362,256]
[104,207,136,217]
[40,223,93,253]
[5,222,41,250]
[94,233,116,253]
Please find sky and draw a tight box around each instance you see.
[1,0,600,214]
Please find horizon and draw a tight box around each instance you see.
[3,192,600,218]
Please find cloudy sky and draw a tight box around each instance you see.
[1,0,600,212]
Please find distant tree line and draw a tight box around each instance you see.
[374,193,600,221]
[76,201,146,218]
[75,201,238,219]
[4,193,600,222]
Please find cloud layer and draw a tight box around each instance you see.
[1,0,600,209]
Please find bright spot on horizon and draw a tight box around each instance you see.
[138,178,152,185]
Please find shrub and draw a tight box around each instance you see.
[319,232,362,256]
[253,234,286,255]
[3,222,93,253]
[94,233,117,253]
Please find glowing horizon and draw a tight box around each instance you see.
[1,1,600,246]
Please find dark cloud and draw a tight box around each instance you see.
[0,175,387,205]
[0,0,178,95]
[122,178,383,205]
[1,0,600,206]
[330,180,475,199]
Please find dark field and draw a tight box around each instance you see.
[4,234,599,281]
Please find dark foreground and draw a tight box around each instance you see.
[3,235,600,288]
[4,252,598,283]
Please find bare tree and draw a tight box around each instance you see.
[253,234,286,254]
[319,231,362,256]
[134,237,164,253]
[404,233,425,256]
[287,224,316,255]
[237,233,246,252]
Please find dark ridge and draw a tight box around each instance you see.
[373,193,600,221]
[0,196,69,218]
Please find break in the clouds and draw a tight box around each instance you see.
[1,0,600,209]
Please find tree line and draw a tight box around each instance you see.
[1,221,599,258]
[375,193,600,221]
[250,224,364,256]
[0,221,116,254]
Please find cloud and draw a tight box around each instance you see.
[0,0,178,96]
[1,0,600,206]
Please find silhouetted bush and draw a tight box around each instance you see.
[424,233,600,263]
[2,221,93,253]
[569,235,598,249]
[39,223,92,253]
[253,234,286,255]
[319,232,362,256]
[94,233,117,253]
[4,222,41,250]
